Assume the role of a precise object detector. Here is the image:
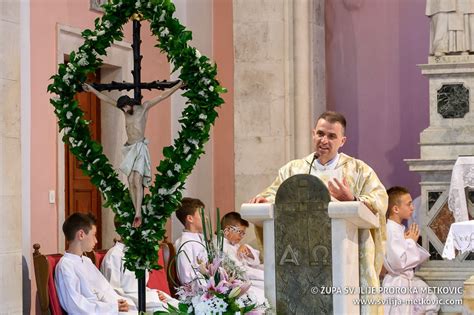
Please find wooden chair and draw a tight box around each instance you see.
[160,236,179,296]
[84,249,109,269]
[32,244,66,315]
[85,238,121,268]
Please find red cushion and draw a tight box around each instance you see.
[147,249,171,295]
[47,254,66,315]
[94,250,108,269]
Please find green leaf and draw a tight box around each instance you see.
[177,303,188,313]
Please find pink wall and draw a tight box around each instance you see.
[30,1,170,253]
[213,0,234,214]
[326,0,429,196]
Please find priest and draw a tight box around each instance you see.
[250,111,388,315]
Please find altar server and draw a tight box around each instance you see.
[383,186,440,314]
[55,213,135,314]
[174,197,207,285]
[101,236,179,312]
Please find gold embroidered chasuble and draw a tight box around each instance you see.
[257,152,388,314]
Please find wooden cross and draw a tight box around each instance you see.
[91,18,179,313]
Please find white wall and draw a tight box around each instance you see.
[1,0,23,313]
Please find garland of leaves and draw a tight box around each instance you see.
[47,0,225,277]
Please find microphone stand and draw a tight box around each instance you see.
[308,153,319,174]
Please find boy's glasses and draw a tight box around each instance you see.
[226,225,246,236]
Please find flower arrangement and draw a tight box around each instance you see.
[157,209,268,315]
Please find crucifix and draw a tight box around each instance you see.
[83,16,181,313]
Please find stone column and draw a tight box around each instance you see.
[0,0,23,313]
[233,0,326,212]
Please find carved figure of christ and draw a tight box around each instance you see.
[83,81,183,227]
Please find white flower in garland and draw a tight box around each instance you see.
[158,182,180,195]
[189,139,199,148]
[66,111,73,120]
[162,182,180,196]
[160,28,169,37]
[174,164,181,172]
[134,260,143,270]
[145,201,154,215]
[199,114,207,120]
[63,73,73,85]
[97,30,105,36]
[141,229,151,238]
[103,20,111,29]
[201,78,210,86]
[77,57,89,66]
[183,145,190,154]
[158,10,166,22]
[101,186,112,193]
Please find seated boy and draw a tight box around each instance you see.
[174,197,207,285]
[221,212,265,302]
[55,213,135,314]
[383,186,440,314]
[100,219,179,312]
[221,212,263,269]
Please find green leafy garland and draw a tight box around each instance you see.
[47,0,225,277]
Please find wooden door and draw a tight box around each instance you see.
[65,73,102,248]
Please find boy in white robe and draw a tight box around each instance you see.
[55,213,135,314]
[101,239,179,312]
[221,212,265,302]
[174,197,207,285]
[383,186,440,315]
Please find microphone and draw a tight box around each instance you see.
[308,153,319,174]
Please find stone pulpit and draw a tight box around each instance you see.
[241,174,379,315]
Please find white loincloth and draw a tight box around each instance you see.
[120,139,152,187]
